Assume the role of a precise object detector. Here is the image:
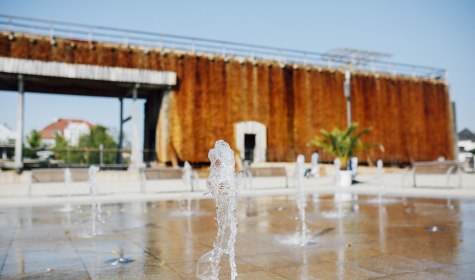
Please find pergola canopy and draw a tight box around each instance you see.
[0,57,176,98]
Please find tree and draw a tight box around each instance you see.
[53,132,69,162]
[24,129,43,159]
[308,123,383,170]
[27,129,42,149]
[77,125,117,164]
[52,125,117,164]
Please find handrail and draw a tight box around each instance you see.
[0,14,446,79]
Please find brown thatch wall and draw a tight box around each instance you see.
[350,74,454,163]
[0,33,454,163]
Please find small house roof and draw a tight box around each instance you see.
[40,119,94,139]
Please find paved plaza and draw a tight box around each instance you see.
[0,170,475,279]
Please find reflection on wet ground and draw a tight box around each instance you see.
[1,195,474,279]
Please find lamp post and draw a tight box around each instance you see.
[344,70,351,128]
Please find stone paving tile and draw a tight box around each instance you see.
[146,243,214,264]
[88,263,183,280]
[381,242,475,266]
[0,195,474,279]
[1,262,89,279]
[169,259,261,279]
[3,253,82,269]
[239,251,305,270]
[272,260,386,279]
[235,270,287,280]
[1,272,91,280]
[380,263,474,280]
[344,254,446,275]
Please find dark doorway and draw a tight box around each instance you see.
[143,91,165,163]
[244,134,256,162]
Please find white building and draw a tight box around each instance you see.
[40,118,94,146]
[0,123,16,160]
[0,123,16,144]
[458,128,475,163]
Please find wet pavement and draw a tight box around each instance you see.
[1,194,474,279]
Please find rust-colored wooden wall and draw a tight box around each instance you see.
[0,33,454,163]
[350,74,453,163]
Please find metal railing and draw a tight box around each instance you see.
[1,145,413,170]
[0,14,446,79]
[1,147,159,169]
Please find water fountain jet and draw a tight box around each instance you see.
[57,168,73,212]
[83,165,102,237]
[279,155,316,246]
[196,140,240,280]
[105,246,135,265]
[170,162,200,217]
[241,160,253,190]
[295,155,315,246]
[310,152,319,177]
[366,159,398,204]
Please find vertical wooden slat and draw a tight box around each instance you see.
[0,34,456,163]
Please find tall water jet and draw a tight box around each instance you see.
[183,161,198,192]
[309,152,320,203]
[295,154,308,246]
[181,161,196,215]
[241,161,255,217]
[310,152,319,177]
[58,168,73,212]
[350,157,358,180]
[333,158,341,186]
[85,165,102,237]
[171,161,201,216]
[367,159,398,205]
[89,165,101,213]
[241,160,253,189]
[377,159,384,202]
[279,155,315,245]
[196,140,240,280]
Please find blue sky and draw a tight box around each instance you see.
[1,0,474,144]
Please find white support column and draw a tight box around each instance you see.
[130,84,143,170]
[14,74,24,170]
[344,70,351,128]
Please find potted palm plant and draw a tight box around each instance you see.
[308,123,383,186]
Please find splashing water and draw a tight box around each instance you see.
[58,168,73,212]
[86,165,102,237]
[333,158,341,186]
[377,159,384,202]
[171,163,204,217]
[295,155,312,246]
[105,246,135,265]
[89,165,100,214]
[366,160,398,205]
[310,152,319,177]
[183,161,198,192]
[65,167,72,185]
[177,161,195,216]
[241,160,253,190]
[89,165,99,196]
[278,155,316,246]
[196,140,240,280]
